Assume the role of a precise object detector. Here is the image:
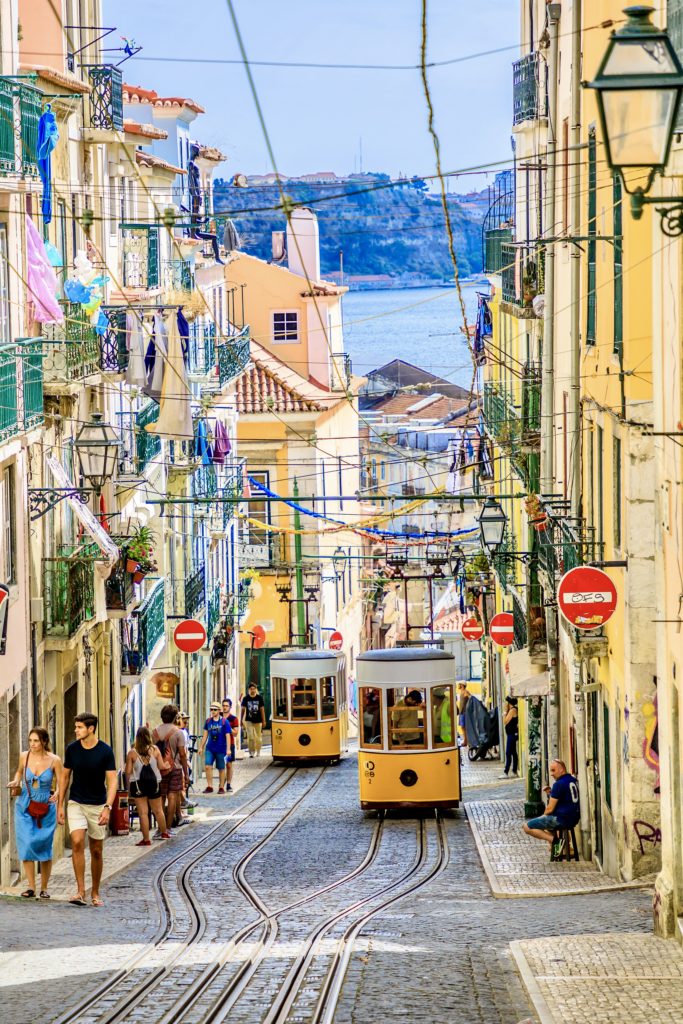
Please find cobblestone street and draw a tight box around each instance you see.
[0,753,668,1024]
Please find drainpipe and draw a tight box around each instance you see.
[569,0,582,515]
[540,3,561,492]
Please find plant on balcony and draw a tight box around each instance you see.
[522,259,539,305]
[524,493,547,530]
[125,525,157,579]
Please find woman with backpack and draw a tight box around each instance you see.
[125,727,171,845]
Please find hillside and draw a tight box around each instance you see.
[213,176,484,284]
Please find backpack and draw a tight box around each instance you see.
[153,729,175,776]
[138,759,159,797]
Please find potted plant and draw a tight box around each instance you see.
[524,493,547,529]
[126,525,156,579]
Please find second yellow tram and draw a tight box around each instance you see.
[270,650,348,763]
[357,647,462,809]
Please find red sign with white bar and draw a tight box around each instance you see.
[329,630,343,650]
[461,617,484,642]
[557,566,618,631]
[489,611,514,647]
[173,618,207,653]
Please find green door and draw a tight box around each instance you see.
[244,646,282,723]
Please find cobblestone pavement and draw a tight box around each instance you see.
[460,751,517,788]
[0,755,657,1024]
[466,798,657,897]
[511,933,683,1024]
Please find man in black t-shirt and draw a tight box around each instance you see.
[57,712,117,907]
[241,683,266,757]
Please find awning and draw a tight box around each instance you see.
[507,647,550,697]
[47,455,119,565]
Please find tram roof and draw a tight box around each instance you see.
[357,648,454,663]
[270,651,339,662]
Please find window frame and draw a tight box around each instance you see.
[272,310,300,344]
[271,676,289,720]
[320,675,337,719]
[2,464,16,585]
[388,687,427,750]
[431,685,455,748]
[359,686,383,748]
[290,677,319,719]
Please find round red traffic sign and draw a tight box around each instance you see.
[173,618,207,653]
[489,611,514,647]
[557,566,618,631]
[251,624,266,649]
[461,617,484,642]
[329,630,344,650]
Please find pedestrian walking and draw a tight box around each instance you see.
[125,727,171,845]
[222,698,239,790]
[199,702,232,792]
[153,704,190,832]
[457,683,471,746]
[57,712,117,908]
[241,683,266,757]
[7,727,62,899]
[500,696,519,778]
[523,759,581,856]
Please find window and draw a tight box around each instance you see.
[272,676,288,719]
[272,311,299,343]
[389,687,426,749]
[0,225,10,343]
[613,175,623,356]
[613,436,622,550]
[291,678,317,718]
[360,687,382,747]
[321,676,336,718]
[431,685,455,747]
[586,127,597,345]
[248,471,271,544]
[2,465,16,584]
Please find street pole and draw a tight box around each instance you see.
[569,0,582,516]
[292,478,306,645]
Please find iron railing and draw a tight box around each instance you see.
[185,564,206,617]
[217,327,251,387]
[188,321,217,376]
[44,554,96,637]
[512,593,528,650]
[484,227,514,275]
[207,582,221,640]
[137,578,166,663]
[105,560,136,614]
[521,363,541,443]
[513,52,547,125]
[0,78,42,175]
[42,303,100,385]
[88,65,124,131]
[483,382,540,490]
[135,401,162,472]
[19,83,41,176]
[162,258,194,293]
[501,243,544,308]
[18,340,44,430]
[330,352,352,390]
[0,346,18,440]
[120,225,160,289]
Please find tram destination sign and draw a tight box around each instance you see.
[173,618,207,654]
[461,617,484,642]
[557,566,618,630]
[489,611,514,647]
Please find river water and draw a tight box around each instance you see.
[341,283,484,390]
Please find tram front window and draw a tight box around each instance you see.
[291,678,317,718]
[389,687,426,748]
[321,676,336,718]
[360,687,381,746]
[431,685,454,746]
[272,676,289,719]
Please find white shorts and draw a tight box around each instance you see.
[68,800,108,841]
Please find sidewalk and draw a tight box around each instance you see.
[466,798,656,897]
[511,933,683,1024]
[0,752,270,903]
[460,751,515,788]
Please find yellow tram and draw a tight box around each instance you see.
[270,650,348,763]
[357,648,462,810]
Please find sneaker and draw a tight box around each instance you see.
[552,838,565,859]
[175,817,191,827]
[184,800,198,809]
[217,787,225,794]
[135,839,152,847]
[153,828,175,839]
[498,773,509,779]
[226,785,233,792]
[203,786,214,793]
[160,831,172,839]
[249,753,254,758]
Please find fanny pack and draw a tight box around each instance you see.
[25,760,51,828]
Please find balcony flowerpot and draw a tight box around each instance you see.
[532,516,548,532]
[132,569,147,584]
[126,557,139,574]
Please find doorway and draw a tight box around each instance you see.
[243,647,281,722]
[590,688,603,864]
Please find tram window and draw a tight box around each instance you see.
[431,685,454,746]
[389,687,426,749]
[272,677,289,719]
[321,676,336,718]
[360,687,382,746]
[291,678,317,718]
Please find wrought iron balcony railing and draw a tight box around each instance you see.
[501,243,544,309]
[536,503,601,588]
[0,341,43,439]
[484,227,514,275]
[483,381,540,491]
[0,77,41,176]
[87,65,124,131]
[512,593,528,650]
[44,552,96,637]
[207,582,221,640]
[120,225,160,290]
[135,401,162,473]
[105,560,136,616]
[187,322,217,377]
[330,352,352,390]
[217,327,251,387]
[513,52,547,126]
[137,578,166,664]
[185,564,206,618]
[162,258,194,293]
[42,303,100,387]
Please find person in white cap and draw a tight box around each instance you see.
[199,702,232,793]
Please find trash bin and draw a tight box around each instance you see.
[109,790,130,836]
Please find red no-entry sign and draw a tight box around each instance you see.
[557,566,618,631]
[329,630,343,650]
[489,611,514,647]
[461,617,484,642]
[173,618,207,653]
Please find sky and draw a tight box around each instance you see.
[105,0,518,191]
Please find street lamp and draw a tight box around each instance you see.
[588,6,683,230]
[449,544,465,578]
[74,412,121,494]
[477,497,507,554]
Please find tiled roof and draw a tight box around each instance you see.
[124,119,168,140]
[123,84,205,114]
[369,358,471,401]
[135,151,185,175]
[199,145,225,162]
[20,64,90,94]
[236,339,331,415]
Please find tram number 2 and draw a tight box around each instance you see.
[364,760,375,779]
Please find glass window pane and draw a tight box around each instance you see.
[389,687,426,749]
[272,676,289,719]
[291,677,317,718]
[431,686,454,747]
[360,687,382,747]
[321,675,336,718]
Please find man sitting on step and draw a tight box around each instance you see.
[523,759,580,857]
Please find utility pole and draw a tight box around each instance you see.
[292,478,306,645]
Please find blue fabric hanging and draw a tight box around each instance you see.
[177,308,189,365]
[37,106,59,226]
[195,418,213,465]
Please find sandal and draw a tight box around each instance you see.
[68,894,87,907]
[91,895,104,907]
[39,891,50,900]
[20,889,35,899]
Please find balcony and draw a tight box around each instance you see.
[217,327,251,387]
[87,65,123,131]
[162,258,194,293]
[105,560,137,618]
[43,552,96,638]
[483,382,540,491]
[185,564,206,618]
[136,578,166,664]
[500,243,544,312]
[207,582,221,640]
[512,594,528,650]
[42,302,101,390]
[402,482,426,497]
[0,77,41,178]
[187,322,217,378]
[513,52,547,126]
[135,402,162,473]
[0,341,43,439]
[330,352,352,390]
[484,227,514,276]
[239,531,285,568]
[192,463,218,501]
[120,225,160,290]
[536,503,601,588]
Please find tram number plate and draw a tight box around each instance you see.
[364,759,375,779]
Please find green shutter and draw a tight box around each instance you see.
[613,175,623,356]
[669,2,683,130]
[613,437,622,551]
[603,703,612,811]
[586,128,597,345]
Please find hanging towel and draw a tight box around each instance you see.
[145,314,194,440]
[126,313,148,387]
[212,420,231,465]
[37,106,59,226]
[177,308,190,366]
[195,418,213,465]
[222,219,241,252]
[25,215,63,323]
[145,311,168,401]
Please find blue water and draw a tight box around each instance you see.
[342,283,483,390]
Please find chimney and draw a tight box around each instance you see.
[271,230,286,263]
[286,208,320,282]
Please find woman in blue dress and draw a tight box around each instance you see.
[7,727,62,898]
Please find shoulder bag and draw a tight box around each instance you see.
[25,758,51,829]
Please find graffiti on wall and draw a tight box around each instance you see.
[642,694,660,794]
[622,705,630,766]
[633,819,662,856]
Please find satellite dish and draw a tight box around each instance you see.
[232,173,248,188]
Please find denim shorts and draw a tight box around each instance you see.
[526,813,560,831]
[205,750,226,770]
